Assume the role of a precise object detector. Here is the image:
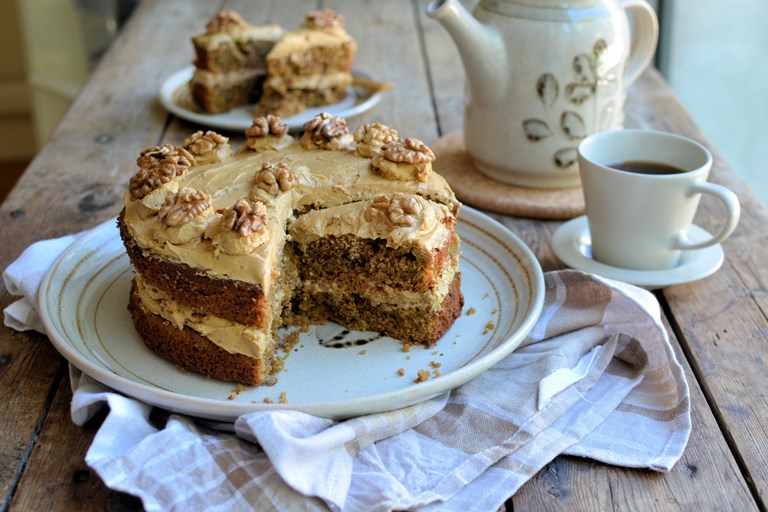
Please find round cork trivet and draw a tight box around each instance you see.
[432,131,585,220]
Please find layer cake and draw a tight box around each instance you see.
[119,114,462,385]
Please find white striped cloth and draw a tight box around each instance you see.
[4,229,691,511]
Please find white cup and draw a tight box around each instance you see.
[577,129,741,271]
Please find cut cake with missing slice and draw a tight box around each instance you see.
[119,114,463,385]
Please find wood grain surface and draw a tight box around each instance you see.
[1,0,767,510]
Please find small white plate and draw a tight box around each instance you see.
[38,207,544,421]
[551,215,724,290]
[159,66,385,132]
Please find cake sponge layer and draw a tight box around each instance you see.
[120,211,269,328]
[288,271,463,346]
[128,282,274,384]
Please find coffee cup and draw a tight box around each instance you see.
[577,129,740,271]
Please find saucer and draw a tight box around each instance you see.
[551,216,725,289]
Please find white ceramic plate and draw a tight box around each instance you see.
[159,66,385,132]
[551,215,724,289]
[38,207,544,421]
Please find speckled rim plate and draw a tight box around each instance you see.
[38,207,544,421]
[159,66,384,132]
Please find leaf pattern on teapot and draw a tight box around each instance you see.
[522,39,618,169]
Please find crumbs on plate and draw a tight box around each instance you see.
[228,383,247,400]
[414,369,430,383]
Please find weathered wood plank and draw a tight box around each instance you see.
[0,330,62,512]
[8,379,141,511]
[1,0,222,509]
[628,69,768,507]
[417,0,469,137]
[330,0,439,142]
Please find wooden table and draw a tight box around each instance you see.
[2,1,766,510]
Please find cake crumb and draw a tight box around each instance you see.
[227,383,246,400]
[397,368,405,377]
[429,361,441,369]
[270,357,285,374]
[359,349,366,355]
[262,397,274,404]
[405,355,411,360]
[279,391,288,404]
[414,369,430,383]
[483,321,496,334]
[433,369,442,378]
[401,344,411,353]
[466,307,477,316]
[281,329,301,354]
[483,292,490,299]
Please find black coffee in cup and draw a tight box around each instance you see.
[608,160,687,175]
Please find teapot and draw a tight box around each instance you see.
[426,0,658,189]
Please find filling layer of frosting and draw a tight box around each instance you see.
[191,69,266,87]
[134,254,458,358]
[135,275,272,359]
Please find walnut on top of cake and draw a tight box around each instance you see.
[304,8,346,30]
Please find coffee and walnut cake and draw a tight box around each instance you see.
[190,8,356,117]
[119,113,463,385]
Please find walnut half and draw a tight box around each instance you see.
[246,115,289,139]
[222,198,268,237]
[364,195,423,230]
[305,8,345,29]
[158,187,212,227]
[183,130,231,164]
[371,138,435,183]
[129,144,194,200]
[382,138,435,164]
[254,162,296,196]
[300,112,353,151]
[354,123,399,158]
[206,10,246,33]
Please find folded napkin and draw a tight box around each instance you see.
[3,226,691,512]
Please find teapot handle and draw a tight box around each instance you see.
[620,0,659,84]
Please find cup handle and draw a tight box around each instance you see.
[673,182,741,251]
[619,0,659,84]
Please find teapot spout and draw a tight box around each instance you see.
[426,0,505,105]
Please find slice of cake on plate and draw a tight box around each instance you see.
[189,9,358,118]
[190,10,283,114]
[254,9,357,118]
[119,114,462,386]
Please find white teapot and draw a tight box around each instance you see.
[427,0,658,189]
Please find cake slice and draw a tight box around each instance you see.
[255,9,357,118]
[190,10,282,113]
